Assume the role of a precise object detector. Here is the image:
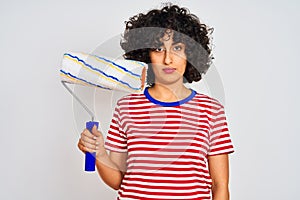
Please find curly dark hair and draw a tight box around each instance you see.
[120,4,214,86]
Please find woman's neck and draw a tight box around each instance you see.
[148,83,191,102]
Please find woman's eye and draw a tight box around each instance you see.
[173,45,183,51]
[154,47,164,52]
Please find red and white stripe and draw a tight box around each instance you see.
[105,92,234,199]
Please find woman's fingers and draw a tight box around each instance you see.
[77,141,86,153]
[92,125,103,138]
[78,127,104,154]
[78,138,97,152]
[81,138,98,149]
[81,134,97,145]
[81,129,97,140]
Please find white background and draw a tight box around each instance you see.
[0,0,299,199]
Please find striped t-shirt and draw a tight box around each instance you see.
[105,87,234,200]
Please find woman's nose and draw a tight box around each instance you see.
[164,51,172,65]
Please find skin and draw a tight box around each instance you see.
[208,154,230,200]
[78,126,127,190]
[147,31,191,101]
[78,30,231,199]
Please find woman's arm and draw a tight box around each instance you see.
[96,151,127,190]
[208,154,231,200]
[78,126,127,190]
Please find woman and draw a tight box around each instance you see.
[78,4,234,200]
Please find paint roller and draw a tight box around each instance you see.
[60,52,147,172]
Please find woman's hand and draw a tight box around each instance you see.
[77,125,106,158]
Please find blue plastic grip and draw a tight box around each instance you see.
[85,121,99,172]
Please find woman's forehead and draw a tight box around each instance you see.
[157,29,185,44]
[161,29,173,41]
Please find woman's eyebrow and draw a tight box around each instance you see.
[153,42,184,47]
[172,42,185,45]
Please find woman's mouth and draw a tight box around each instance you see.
[163,68,176,74]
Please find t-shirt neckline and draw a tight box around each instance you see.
[144,87,196,107]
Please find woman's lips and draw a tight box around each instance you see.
[163,68,176,74]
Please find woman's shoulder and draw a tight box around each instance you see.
[192,91,224,109]
[115,92,147,105]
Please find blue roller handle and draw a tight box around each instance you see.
[85,121,99,172]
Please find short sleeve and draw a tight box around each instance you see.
[104,103,128,152]
[208,104,234,156]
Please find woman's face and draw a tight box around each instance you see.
[149,31,187,86]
